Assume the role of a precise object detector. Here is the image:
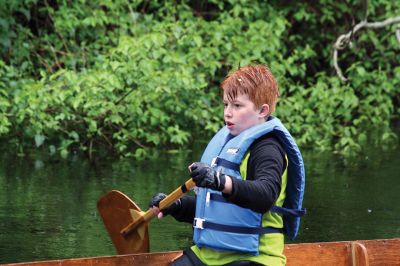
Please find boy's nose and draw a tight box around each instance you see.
[224,108,232,118]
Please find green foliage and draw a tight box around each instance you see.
[0,0,399,159]
[0,60,13,134]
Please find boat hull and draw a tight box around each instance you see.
[3,238,400,266]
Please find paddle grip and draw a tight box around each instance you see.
[121,178,196,237]
[158,179,196,210]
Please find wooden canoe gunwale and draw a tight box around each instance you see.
[3,238,400,266]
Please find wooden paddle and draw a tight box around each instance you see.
[97,178,196,255]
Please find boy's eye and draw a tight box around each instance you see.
[223,102,241,108]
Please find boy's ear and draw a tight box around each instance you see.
[259,104,270,118]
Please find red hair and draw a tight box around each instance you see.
[221,65,279,114]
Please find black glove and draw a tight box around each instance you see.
[148,192,181,217]
[189,162,226,191]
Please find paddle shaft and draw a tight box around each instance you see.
[120,178,196,236]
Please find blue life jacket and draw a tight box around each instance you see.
[193,116,306,255]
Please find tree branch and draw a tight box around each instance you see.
[333,16,400,81]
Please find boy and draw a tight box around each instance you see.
[150,65,305,265]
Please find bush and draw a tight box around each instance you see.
[0,0,399,159]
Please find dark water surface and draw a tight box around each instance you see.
[1,143,400,264]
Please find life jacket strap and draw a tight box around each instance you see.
[209,193,306,217]
[270,206,307,217]
[213,157,240,172]
[193,218,282,235]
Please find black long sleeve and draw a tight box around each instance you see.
[224,133,287,213]
[170,195,196,223]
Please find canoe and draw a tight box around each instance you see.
[3,238,400,266]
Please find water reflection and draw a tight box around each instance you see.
[0,143,399,264]
[300,146,400,243]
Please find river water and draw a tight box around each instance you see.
[0,141,400,264]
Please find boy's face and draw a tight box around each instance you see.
[223,92,266,136]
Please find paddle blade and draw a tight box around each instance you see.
[97,190,150,254]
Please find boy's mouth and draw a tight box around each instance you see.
[226,121,234,128]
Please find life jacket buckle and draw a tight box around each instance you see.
[193,218,205,229]
[211,157,218,167]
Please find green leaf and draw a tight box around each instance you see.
[34,134,45,147]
